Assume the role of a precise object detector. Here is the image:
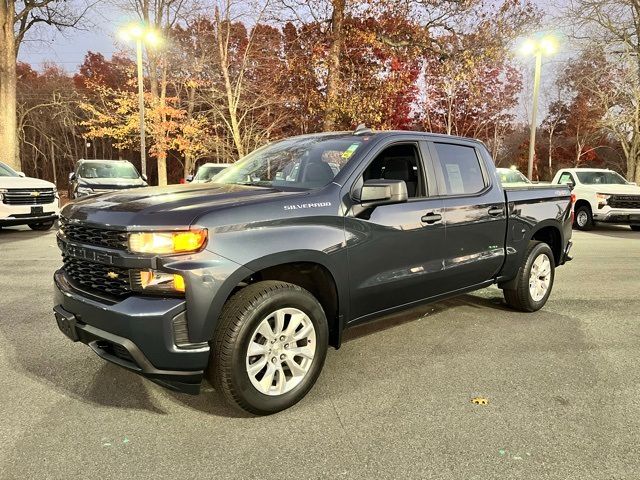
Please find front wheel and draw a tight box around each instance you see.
[574,205,593,231]
[28,220,55,231]
[503,241,555,312]
[209,281,328,415]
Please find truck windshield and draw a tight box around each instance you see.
[212,136,363,189]
[576,171,628,185]
[0,162,18,177]
[78,162,140,179]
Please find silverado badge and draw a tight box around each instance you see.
[30,191,41,197]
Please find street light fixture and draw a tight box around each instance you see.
[118,23,163,179]
[518,34,558,180]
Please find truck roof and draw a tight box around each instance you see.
[288,130,488,147]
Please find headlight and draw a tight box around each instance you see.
[596,193,610,208]
[76,186,93,196]
[128,229,208,254]
[131,270,185,294]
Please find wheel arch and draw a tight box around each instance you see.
[224,251,347,349]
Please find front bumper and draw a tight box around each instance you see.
[53,270,210,394]
[594,208,640,225]
[0,201,59,226]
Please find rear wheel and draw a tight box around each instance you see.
[503,241,555,312]
[574,205,593,231]
[630,225,640,231]
[209,281,328,415]
[28,220,55,231]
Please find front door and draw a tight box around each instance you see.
[344,140,447,322]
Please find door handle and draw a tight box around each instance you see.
[421,212,442,224]
[488,206,504,217]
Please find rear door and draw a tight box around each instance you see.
[428,140,507,290]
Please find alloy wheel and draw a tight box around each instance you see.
[529,253,552,302]
[245,308,316,396]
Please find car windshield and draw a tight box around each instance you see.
[195,165,227,181]
[576,171,628,185]
[498,169,530,184]
[212,136,364,190]
[0,162,18,177]
[78,162,140,179]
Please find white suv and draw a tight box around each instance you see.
[552,168,640,231]
[0,162,60,231]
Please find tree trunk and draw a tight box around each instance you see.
[323,0,345,131]
[0,1,19,171]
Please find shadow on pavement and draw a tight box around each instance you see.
[580,224,639,239]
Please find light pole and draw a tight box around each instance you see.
[118,24,162,179]
[519,35,557,180]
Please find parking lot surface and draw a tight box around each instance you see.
[1,225,639,479]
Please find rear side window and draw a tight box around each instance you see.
[558,172,575,185]
[433,143,485,195]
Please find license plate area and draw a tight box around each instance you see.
[54,307,79,342]
[31,206,44,215]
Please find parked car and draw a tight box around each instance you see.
[496,167,531,186]
[552,168,640,231]
[54,129,573,415]
[68,159,147,199]
[187,163,229,183]
[0,161,59,231]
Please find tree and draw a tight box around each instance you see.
[564,0,640,182]
[0,0,92,171]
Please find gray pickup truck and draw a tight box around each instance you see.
[53,129,573,414]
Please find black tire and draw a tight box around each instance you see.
[503,241,556,312]
[28,220,55,231]
[573,205,593,231]
[209,281,328,415]
[630,225,640,231]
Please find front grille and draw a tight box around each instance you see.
[609,195,640,209]
[3,188,55,205]
[62,255,132,297]
[60,218,128,250]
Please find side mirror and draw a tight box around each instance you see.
[356,179,408,207]
[17,171,25,178]
[567,180,575,191]
[68,172,76,181]
[141,174,148,182]
[186,174,194,182]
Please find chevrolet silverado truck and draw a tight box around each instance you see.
[53,130,573,415]
[1,161,59,230]
[552,168,640,231]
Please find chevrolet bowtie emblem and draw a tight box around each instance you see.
[30,191,40,197]
[107,271,119,279]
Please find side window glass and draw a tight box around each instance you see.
[361,143,425,198]
[558,173,574,185]
[434,143,485,195]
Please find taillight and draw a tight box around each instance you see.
[570,193,576,223]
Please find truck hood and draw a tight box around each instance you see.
[579,184,640,195]
[0,176,56,189]
[78,178,146,189]
[61,183,306,227]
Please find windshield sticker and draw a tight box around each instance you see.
[341,143,360,159]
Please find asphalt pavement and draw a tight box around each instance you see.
[0,224,639,479]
